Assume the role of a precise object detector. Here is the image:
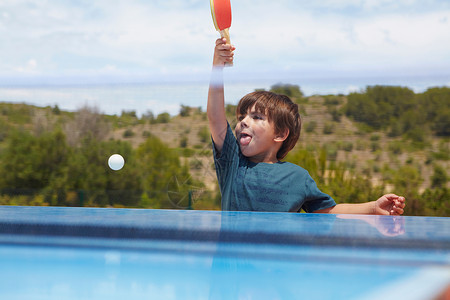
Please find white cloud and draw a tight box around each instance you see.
[101,65,117,73]
[14,59,38,73]
[0,0,448,84]
[0,0,448,116]
[0,0,216,79]
[227,1,450,79]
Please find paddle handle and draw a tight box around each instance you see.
[220,28,233,66]
[220,28,231,45]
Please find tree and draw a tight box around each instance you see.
[421,187,449,217]
[431,165,448,188]
[270,83,304,102]
[418,87,450,124]
[179,105,191,117]
[155,112,171,123]
[0,130,70,192]
[64,105,110,147]
[104,140,142,207]
[121,110,137,118]
[432,110,450,136]
[346,92,382,129]
[52,105,61,115]
[65,136,141,207]
[137,135,193,208]
[391,165,423,215]
[142,110,155,124]
[345,85,449,140]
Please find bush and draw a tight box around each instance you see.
[406,127,427,143]
[370,134,380,141]
[370,142,380,152]
[52,105,61,115]
[142,110,155,124]
[388,141,403,155]
[345,85,450,141]
[270,83,304,101]
[421,187,449,217]
[225,104,237,117]
[324,96,341,106]
[155,112,171,123]
[432,110,450,136]
[121,110,137,118]
[329,108,342,122]
[198,126,210,143]
[324,144,338,161]
[323,123,334,134]
[305,121,317,133]
[190,159,203,170]
[179,105,191,117]
[179,135,188,148]
[123,129,135,138]
[341,141,353,152]
[431,165,448,188]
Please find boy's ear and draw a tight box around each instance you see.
[274,129,289,143]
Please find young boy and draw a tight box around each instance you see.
[208,38,406,214]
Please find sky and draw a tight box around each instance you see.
[1,0,449,84]
[0,0,449,114]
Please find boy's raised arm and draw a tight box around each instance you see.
[207,38,235,152]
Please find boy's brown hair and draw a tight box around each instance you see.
[236,91,302,160]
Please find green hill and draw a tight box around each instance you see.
[0,84,448,216]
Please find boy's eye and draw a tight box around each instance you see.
[237,114,264,121]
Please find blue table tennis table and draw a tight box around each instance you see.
[0,206,449,300]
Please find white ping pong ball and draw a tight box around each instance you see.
[108,154,125,171]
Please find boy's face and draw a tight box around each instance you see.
[235,104,280,163]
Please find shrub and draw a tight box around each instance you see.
[179,105,191,117]
[198,126,210,143]
[123,129,135,138]
[305,121,317,133]
[179,135,188,148]
[323,123,334,134]
[155,112,171,123]
[431,165,448,188]
[342,141,353,152]
[388,141,403,155]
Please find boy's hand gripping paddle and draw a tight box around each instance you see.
[210,0,232,45]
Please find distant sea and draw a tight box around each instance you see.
[0,75,448,117]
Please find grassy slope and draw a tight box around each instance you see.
[0,99,448,194]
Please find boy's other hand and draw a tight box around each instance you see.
[374,194,406,215]
[213,38,235,67]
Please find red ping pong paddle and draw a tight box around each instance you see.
[210,0,232,45]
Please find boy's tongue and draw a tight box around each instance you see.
[240,134,251,146]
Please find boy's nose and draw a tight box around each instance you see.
[240,116,250,128]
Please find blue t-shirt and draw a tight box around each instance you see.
[213,123,336,212]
